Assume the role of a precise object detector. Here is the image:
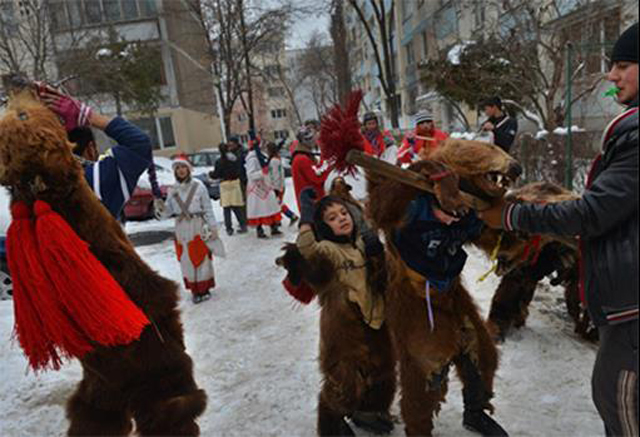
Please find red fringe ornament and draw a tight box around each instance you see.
[319,90,364,175]
[6,202,63,371]
[282,277,316,305]
[33,200,149,352]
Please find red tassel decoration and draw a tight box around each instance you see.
[282,277,316,305]
[33,200,149,349]
[319,90,364,175]
[6,202,63,371]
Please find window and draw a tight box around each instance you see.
[0,2,18,36]
[274,130,289,139]
[271,109,287,119]
[422,31,429,58]
[268,87,285,98]
[67,0,84,27]
[103,0,121,22]
[435,4,458,39]
[121,0,139,19]
[139,0,157,17]
[85,0,103,24]
[159,117,175,149]
[132,116,175,150]
[405,42,415,65]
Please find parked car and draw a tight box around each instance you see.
[0,187,12,300]
[188,149,221,200]
[194,173,220,200]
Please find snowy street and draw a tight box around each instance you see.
[0,186,602,437]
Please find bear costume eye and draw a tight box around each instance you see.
[17,111,28,121]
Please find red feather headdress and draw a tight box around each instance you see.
[319,90,364,175]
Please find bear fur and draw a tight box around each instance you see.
[276,182,396,436]
[0,86,206,435]
[473,182,596,342]
[366,140,522,435]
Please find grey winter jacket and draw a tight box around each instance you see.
[503,96,638,326]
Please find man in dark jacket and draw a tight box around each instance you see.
[480,96,518,153]
[210,142,248,235]
[480,23,638,436]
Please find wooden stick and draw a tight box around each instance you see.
[346,149,490,210]
[345,150,578,250]
[415,135,436,141]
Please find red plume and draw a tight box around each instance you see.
[319,90,364,175]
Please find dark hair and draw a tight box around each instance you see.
[312,196,356,245]
[219,142,228,155]
[480,96,502,109]
[228,135,240,144]
[303,119,320,128]
[266,141,281,159]
[68,126,95,156]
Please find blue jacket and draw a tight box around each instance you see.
[83,117,152,219]
[393,193,484,291]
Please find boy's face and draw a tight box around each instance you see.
[323,203,354,237]
[607,61,639,105]
[483,105,497,118]
[417,120,434,133]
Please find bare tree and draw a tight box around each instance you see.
[329,0,352,106]
[346,0,399,128]
[299,32,338,118]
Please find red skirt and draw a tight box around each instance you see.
[247,212,282,226]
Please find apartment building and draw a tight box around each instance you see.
[344,0,637,135]
[229,34,297,144]
[40,0,222,156]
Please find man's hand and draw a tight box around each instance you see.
[477,197,508,229]
[482,121,495,132]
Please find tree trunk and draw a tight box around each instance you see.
[330,0,352,106]
[238,0,255,131]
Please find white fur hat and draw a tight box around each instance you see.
[171,154,192,170]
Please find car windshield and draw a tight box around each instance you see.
[190,154,210,167]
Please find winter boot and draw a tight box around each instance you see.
[226,228,234,236]
[350,411,394,435]
[256,226,267,239]
[270,223,283,236]
[237,226,248,234]
[457,354,508,436]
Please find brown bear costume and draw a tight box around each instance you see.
[0,82,206,435]
[277,184,396,436]
[474,182,596,342]
[366,139,523,436]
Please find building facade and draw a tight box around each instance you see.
[4,0,223,156]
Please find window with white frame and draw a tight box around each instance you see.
[132,115,176,150]
[49,0,158,30]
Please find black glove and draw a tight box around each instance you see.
[361,227,384,257]
[299,187,317,225]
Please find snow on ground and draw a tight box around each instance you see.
[0,182,602,436]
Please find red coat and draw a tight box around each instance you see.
[362,129,394,157]
[397,128,448,163]
[291,151,330,211]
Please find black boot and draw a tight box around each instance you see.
[270,223,283,236]
[256,226,267,239]
[457,354,508,437]
[350,411,394,435]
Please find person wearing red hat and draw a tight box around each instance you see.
[158,154,222,303]
[480,22,639,435]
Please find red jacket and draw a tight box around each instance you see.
[291,151,330,211]
[362,129,394,157]
[397,128,448,163]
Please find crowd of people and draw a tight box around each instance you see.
[3,21,636,437]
